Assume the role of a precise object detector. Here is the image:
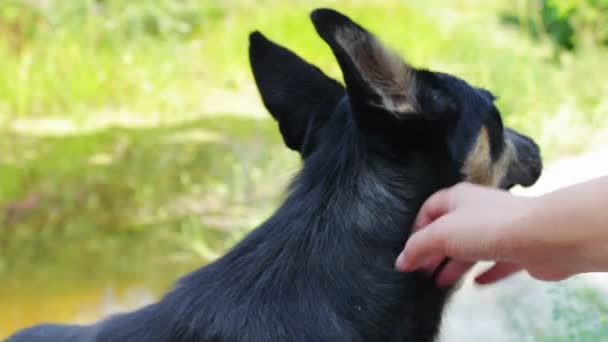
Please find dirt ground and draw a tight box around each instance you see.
[438,144,608,341]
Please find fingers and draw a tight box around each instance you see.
[398,186,456,271]
[419,255,446,274]
[396,182,483,272]
[436,260,475,288]
[412,186,456,232]
[525,266,573,282]
[395,216,450,271]
[474,262,522,285]
[396,187,455,272]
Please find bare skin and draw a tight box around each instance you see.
[395,176,608,287]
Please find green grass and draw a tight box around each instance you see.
[2,0,608,157]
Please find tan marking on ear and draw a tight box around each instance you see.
[462,126,518,187]
[334,27,419,114]
[462,127,493,185]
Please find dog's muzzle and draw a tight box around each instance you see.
[500,128,543,189]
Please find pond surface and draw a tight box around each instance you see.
[0,114,296,339]
[0,253,202,338]
[0,236,205,339]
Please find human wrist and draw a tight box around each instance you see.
[499,194,546,258]
[526,189,596,273]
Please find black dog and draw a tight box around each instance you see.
[6,8,542,342]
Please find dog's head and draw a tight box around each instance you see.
[249,8,541,191]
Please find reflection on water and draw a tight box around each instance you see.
[1,282,156,335]
[0,258,201,338]
[0,115,295,339]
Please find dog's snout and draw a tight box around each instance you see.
[501,128,542,189]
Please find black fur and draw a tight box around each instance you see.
[6,8,541,342]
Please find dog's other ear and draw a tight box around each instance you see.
[249,31,345,154]
[310,9,457,124]
[310,9,418,116]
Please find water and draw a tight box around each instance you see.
[0,115,294,338]
[0,255,202,338]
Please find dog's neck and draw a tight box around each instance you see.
[168,130,448,337]
[279,132,440,254]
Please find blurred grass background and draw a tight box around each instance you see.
[1,0,608,339]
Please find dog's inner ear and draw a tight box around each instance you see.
[333,27,418,114]
[248,31,344,155]
[311,9,420,117]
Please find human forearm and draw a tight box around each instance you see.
[519,176,608,275]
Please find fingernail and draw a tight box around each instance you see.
[395,252,410,271]
[395,252,415,272]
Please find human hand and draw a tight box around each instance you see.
[394,182,581,287]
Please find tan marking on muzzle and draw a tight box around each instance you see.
[461,127,517,187]
[491,139,517,186]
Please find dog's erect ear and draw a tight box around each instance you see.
[310,9,418,116]
[310,9,457,122]
[249,31,345,154]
